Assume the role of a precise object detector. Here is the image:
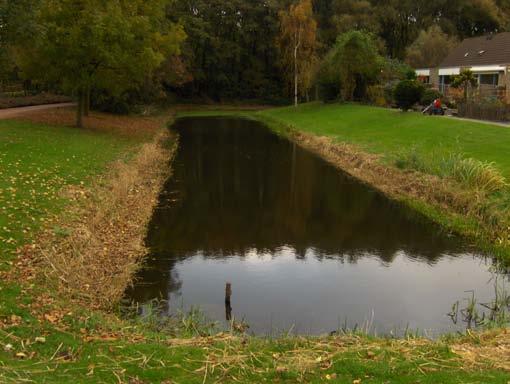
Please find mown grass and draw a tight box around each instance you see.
[1,113,509,383]
[258,103,510,178]
[0,119,138,262]
[0,118,141,320]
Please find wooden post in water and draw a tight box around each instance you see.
[225,282,232,321]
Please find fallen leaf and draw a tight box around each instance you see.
[276,366,287,373]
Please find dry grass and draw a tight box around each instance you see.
[175,331,510,383]
[26,128,177,308]
[291,132,478,216]
[451,329,510,371]
[14,107,163,140]
[293,131,510,254]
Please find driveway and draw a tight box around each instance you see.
[0,103,76,120]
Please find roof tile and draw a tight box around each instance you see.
[440,32,510,68]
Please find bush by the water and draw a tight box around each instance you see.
[393,80,425,111]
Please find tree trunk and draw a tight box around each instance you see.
[76,90,84,128]
[84,85,90,117]
[294,44,298,107]
[294,29,300,108]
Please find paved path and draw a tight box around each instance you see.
[442,114,510,128]
[0,103,76,120]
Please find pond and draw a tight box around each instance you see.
[127,116,505,336]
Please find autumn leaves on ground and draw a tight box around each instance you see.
[0,106,507,383]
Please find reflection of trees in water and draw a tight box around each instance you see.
[129,117,484,303]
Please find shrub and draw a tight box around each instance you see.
[383,81,398,105]
[420,89,443,106]
[91,90,135,115]
[366,85,387,106]
[317,74,341,102]
[393,80,425,111]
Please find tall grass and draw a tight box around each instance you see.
[395,149,508,194]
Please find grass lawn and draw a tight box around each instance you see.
[0,119,136,262]
[0,114,509,383]
[258,103,510,178]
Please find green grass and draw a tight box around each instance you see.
[0,120,137,261]
[0,115,509,383]
[258,103,510,178]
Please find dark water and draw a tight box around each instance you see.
[127,117,503,336]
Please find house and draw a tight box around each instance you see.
[416,32,510,103]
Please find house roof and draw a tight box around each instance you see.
[440,32,510,68]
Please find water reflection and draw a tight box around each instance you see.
[127,117,504,335]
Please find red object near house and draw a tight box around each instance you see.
[434,99,442,109]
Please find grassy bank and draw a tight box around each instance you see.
[178,103,510,260]
[0,108,509,383]
[258,103,510,258]
[260,103,510,177]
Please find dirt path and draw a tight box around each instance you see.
[0,103,76,120]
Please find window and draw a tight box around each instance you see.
[439,75,452,84]
[478,74,498,86]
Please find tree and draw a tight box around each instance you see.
[373,0,422,59]
[447,0,502,38]
[406,25,458,68]
[278,0,318,107]
[15,0,185,127]
[331,0,379,36]
[451,69,478,102]
[0,0,38,88]
[321,30,383,101]
[170,0,285,101]
[394,79,425,111]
